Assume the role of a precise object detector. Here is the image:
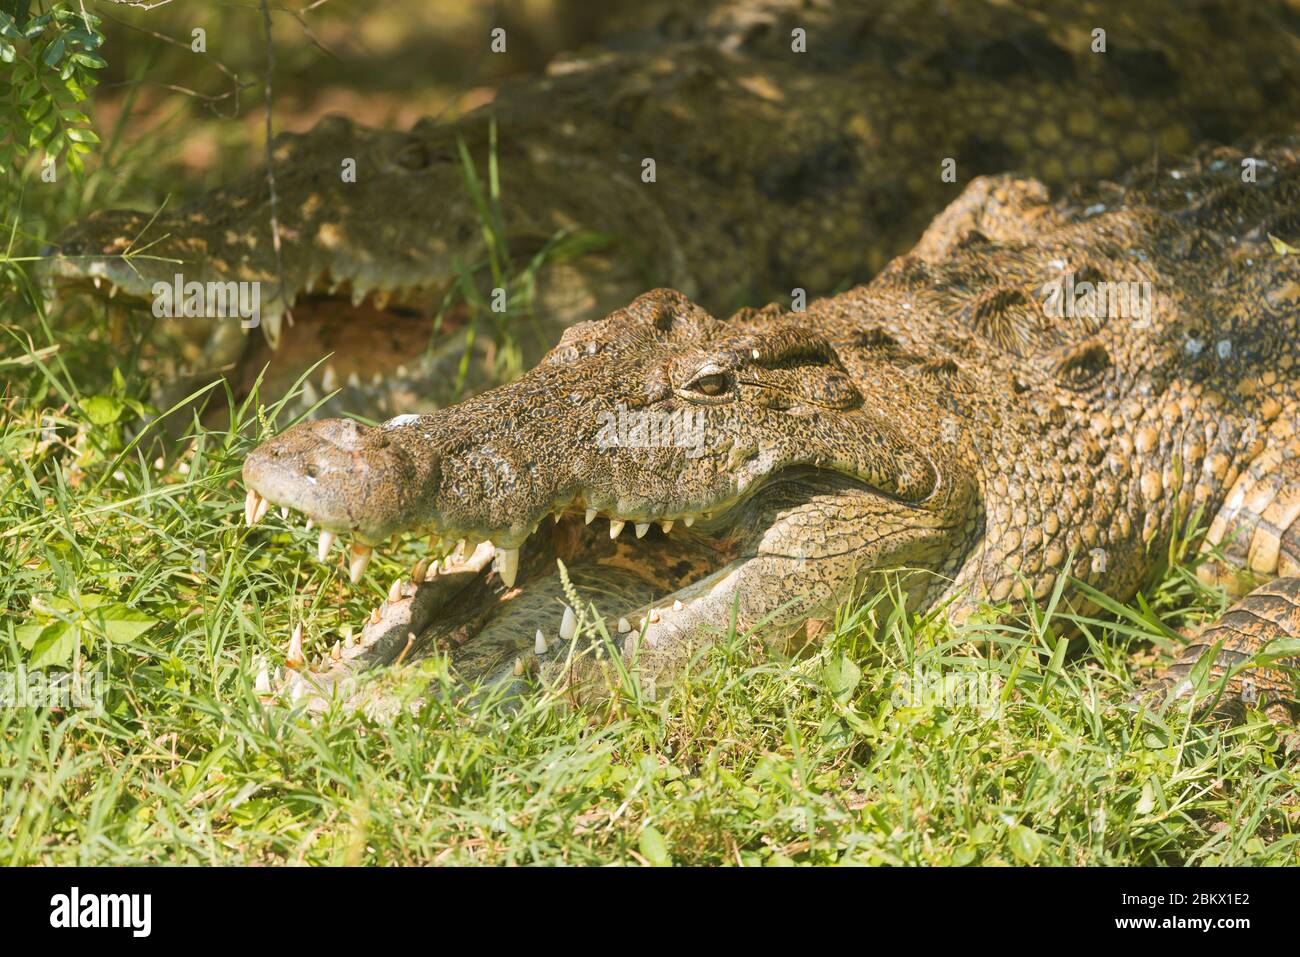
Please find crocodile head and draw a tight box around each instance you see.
[243,289,980,694]
[38,113,647,351]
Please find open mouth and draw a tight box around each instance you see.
[241,450,748,706]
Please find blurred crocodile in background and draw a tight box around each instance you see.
[241,131,1300,717]
[39,0,1300,423]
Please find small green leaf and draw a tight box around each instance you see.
[82,395,124,425]
[87,602,157,643]
[638,826,672,866]
[823,650,861,701]
[41,35,64,67]
[1007,824,1042,864]
[28,620,77,669]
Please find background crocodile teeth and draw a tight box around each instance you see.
[496,546,520,588]
[349,543,373,583]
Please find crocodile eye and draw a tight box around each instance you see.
[688,372,730,396]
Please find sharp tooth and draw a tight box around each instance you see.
[560,605,577,641]
[496,547,519,588]
[92,276,102,289]
[388,577,404,603]
[672,599,683,611]
[342,626,355,649]
[330,640,342,661]
[553,510,562,523]
[535,630,548,654]
[254,495,271,524]
[351,285,367,307]
[279,506,289,520]
[349,543,373,583]
[373,290,391,310]
[609,519,625,539]
[301,379,320,405]
[318,530,336,562]
[322,363,339,391]
[108,284,118,299]
[369,606,381,625]
[411,557,430,584]
[661,520,674,533]
[635,522,649,538]
[305,519,314,531]
[649,610,661,623]
[513,657,525,677]
[287,623,305,668]
[585,508,597,525]
[245,488,259,526]
[617,617,631,634]
[684,515,695,527]
[346,371,362,389]
[262,309,284,349]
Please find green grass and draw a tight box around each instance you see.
[0,337,1297,864]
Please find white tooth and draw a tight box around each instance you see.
[301,379,320,405]
[411,557,430,584]
[672,599,683,612]
[635,523,649,538]
[609,519,625,539]
[330,641,341,661]
[684,515,695,527]
[254,660,271,694]
[92,276,102,289]
[349,543,373,583]
[351,285,367,307]
[305,519,314,531]
[322,364,339,391]
[252,495,270,525]
[617,617,631,634]
[535,629,548,654]
[288,676,306,703]
[388,577,404,603]
[553,510,562,523]
[108,284,118,299]
[513,657,525,677]
[371,371,383,387]
[497,547,519,588]
[347,371,362,389]
[287,623,304,666]
[318,530,336,562]
[661,521,674,533]
[560,605,577,641]
[649,610,661,623]
[585,508,597,525]
[342,626,355,649]
[245,488,259,526]
[279,506,289,520]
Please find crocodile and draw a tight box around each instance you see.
[240,132,1300,718]
[40,0,1300,421]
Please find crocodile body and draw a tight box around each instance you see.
[42,0,1300,419]
[242,133,1300,715]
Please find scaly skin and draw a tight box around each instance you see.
[41,0,1300,419]
[242,133,1300,717]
